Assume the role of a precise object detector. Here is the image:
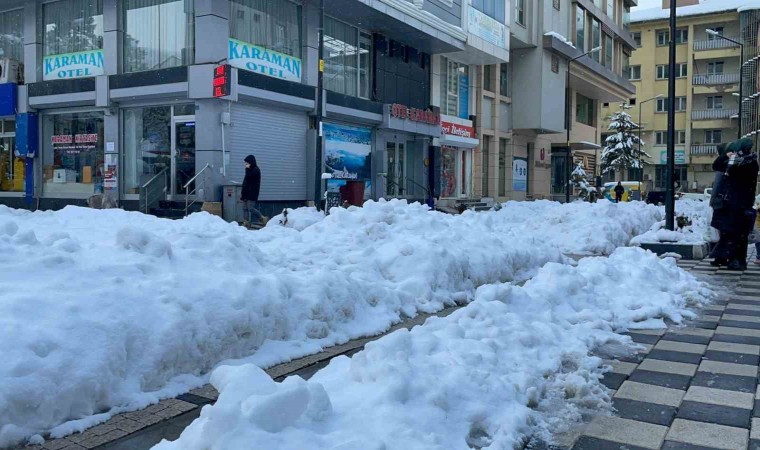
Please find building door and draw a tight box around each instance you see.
[386,140,406,197]
[0,122,18,192]
[441,146,471,199]
[171,116,196,197]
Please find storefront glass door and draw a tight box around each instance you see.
[386,141,406,197]
[172,117,196,196]
[0,119,20,192]
[441,146,471,198]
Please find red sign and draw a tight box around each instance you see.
[540,148,546,161]
[441,121,475,139]
[213,64,231,98]
[390,103,440,125]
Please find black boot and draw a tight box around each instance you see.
[710,259,728,267]
[726,260,746,271]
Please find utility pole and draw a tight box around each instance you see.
[314,0,325,209]
[665,0,676,230]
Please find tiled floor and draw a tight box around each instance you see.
[569,258,760,450]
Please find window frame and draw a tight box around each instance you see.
[655,131,667,145]
[675,28,688,44]
[656,30,669,46]
[628,65,641,80]
[323,15,372,99]
[676,63,688,78]
[0,8,23,62]
[705,129,722,144]
[656,64,669,79]
[575,5,586,50]
[706,95,723,110]
[707,61,724,75]
[632,31,641,47]
[707,26,724,41]
[123,0,195,73]
[515,0,526,27]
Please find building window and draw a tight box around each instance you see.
[324,17,371,99]
[551,55,559,73]
[481,137,490,196]
[499,63,509,96]
[42,112,104,195]
[678,130,686,144]
[705,129,722,144]
[656,30,669,46]
[606,0,614,17]
[515,0,526,26]
[655,165,687,190]
[0,119,20,192]
[123,0,195,73]
[628,65,641,80]
[603,33,613,69]
[676,96,687,111]
[707,96,723,109]
[43,0,104,80]
[229,0,302,81]
[656,65,668,79]
[655,131,666,145]
[576,93,595,126]
[632,31,641,47]
[591,18,601,63]
[0,9,23,62]
[498,138,507,197]
[676,63,688,78]
[629,98,636,106]
[483,64,493,92]
[707,61,724,75]
[473,0,505,23]
[575,6,586,50]
[123,106,171,195]
[440,57,468,118]
[707,26,724,40]
[675,28,688,44]
[553,0,560,11]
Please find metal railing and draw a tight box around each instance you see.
[184,163,211,217]
[694,38,741,51]
[692,73,740,85]
[691,144,721,155]
[691,109,739,120]
[382,173,430,199]
[139,169,168,214]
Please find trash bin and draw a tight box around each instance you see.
[339,180,365,206]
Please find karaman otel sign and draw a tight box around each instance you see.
[44,50,105,81]
[228,39,301,82]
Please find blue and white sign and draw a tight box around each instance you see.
[458,74,469,120]
[468,6,507,49]
[229,38,302,83]
[43,50,104,81]
[513,157,528,192]
[660,149,686,164]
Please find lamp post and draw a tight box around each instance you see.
[707,29,744,139]
[638,95,664,198]
[665,0,676,230]
[565,46,602,203]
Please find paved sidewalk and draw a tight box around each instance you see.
[567,258,760,450]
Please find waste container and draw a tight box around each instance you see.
[339,180,365,206]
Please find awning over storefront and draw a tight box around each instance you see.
[439,115,479,148]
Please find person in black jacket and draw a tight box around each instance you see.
[710,139,759,270]
[614,182,625,203]
[241,155,265,227]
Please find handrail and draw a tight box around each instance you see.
[142,168,168,190]
[691,109,739,120]
[183,163,211,191]
[381,173,430,198]
[184,163,212,217]
[692,73,740,86]
[139,168,168,214]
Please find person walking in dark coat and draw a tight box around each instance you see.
[241,155,265,227]
[614,182,625,203]
[710,139,759,270]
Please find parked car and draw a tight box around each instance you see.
[602,181,645,202]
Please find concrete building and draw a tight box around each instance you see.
[474,0,636,203]
[600,0,760,193]
[0,0,507,217]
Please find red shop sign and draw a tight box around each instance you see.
[441,121,475,139]
[390,103,440,125]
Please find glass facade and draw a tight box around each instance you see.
[324,16,371,99]
[472,0,505,23]
[0,8,23,61]
[123,0,195,73]
[43,0,103,56]
[591,19,601,63]
[123,106,171,195]
[576,94,595,126]
[575,6,585,49]
[230,0,301,60]
[0,120,20,192]
[481,137,490,195]
[440,57,468,117]
[42,112,105,195]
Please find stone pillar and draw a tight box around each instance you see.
[194,0,229,64]
[102,0,122,75]
[302,0,319,87]
[23,2,40,84]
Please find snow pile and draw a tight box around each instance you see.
[632,199,718,244]
[0,200,566,447]
[544,31,576,48]
[267,206,325,231]
[154,247,712,450]
[632,0,753,22]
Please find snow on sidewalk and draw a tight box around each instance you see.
[153,247,713,450]
[0,199,660,447]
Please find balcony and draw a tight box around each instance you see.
[691,144,721,155]
[694,38,741,51]
[692,73,740,86]
[692,109,739,120]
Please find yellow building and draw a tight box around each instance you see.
[600,0,751,193]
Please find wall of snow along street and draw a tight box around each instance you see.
[0,199,661,446]
[153,247,713,450]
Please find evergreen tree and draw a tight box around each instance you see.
[571,161,597,201]
[601,103,649,175]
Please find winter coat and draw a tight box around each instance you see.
[709,154,729,210]
[241,155,262,202]
[614,185,625,197]
[710,140,759,234]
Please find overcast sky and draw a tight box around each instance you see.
[632,0,664,11]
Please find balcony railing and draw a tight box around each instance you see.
[691,109,739,120]
[694,38,741,51]
[691,144,721,155]
[692,73,740,85]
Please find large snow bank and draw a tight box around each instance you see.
[154,247,712,450]
[632,199,718,244]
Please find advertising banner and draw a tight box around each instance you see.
[660,149,686,164]
[513,157,528,191]
[468,7,507,49]
[43,50,105,81]
[324,123,372,199]
[228,38,302,82]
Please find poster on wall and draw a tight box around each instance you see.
[43,50,105,81]
[660,150,686,164]
[324,123,372,199]
[104,153,117,191]
[468,6,507,49]
[228,39,302,82]
[458,74,469,120]
[513,157,528,192]
[51,133,98,155]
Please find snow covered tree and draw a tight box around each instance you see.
[571,162,597,202]
[600,103,649,175]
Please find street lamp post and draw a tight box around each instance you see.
[565,46,602,203]
[638,95,664,198]
[707,29,744,139]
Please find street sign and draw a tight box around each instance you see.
[213,64,231,98]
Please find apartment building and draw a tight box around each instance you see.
[600,0,760,193]
[473,0,636,203]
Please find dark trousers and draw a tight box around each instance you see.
[713,231,749,264]
[755,242,760,259]
[244,200,264,224]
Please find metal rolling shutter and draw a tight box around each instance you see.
[229,103,308,201]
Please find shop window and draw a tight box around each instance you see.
[440,57,468,118]
[498,138,507,197]
[229,0,302,82]
[123,106,171,195]
[0,120,21,192]
[0,9,23,62]
[43,0,104,80]
[575,93,595,127]
[324,16,371,99]
[42,112,104,195]
[123,0,195,73]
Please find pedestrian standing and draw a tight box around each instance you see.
[614,182,625,203]
[241,155,266,228]
[752,199,760,266]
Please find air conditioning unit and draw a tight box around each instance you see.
[0,58,20,84]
